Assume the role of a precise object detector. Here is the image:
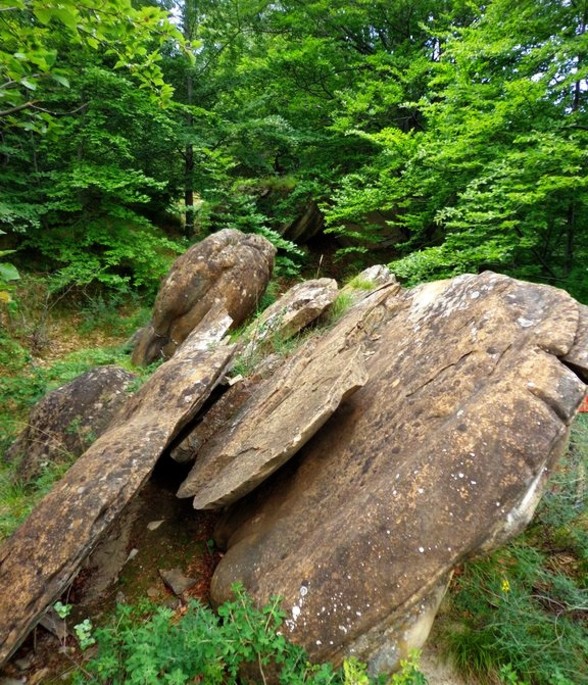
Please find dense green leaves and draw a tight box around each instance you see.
[1,0,587,300]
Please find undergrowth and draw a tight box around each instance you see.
[71,585,427,685]
[0,281,158,543]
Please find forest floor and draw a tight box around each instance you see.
[0,469,473,685]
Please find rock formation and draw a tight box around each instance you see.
[176,300,377,508]
[6,365,136,482]
[132,229,276,366]
[0,306,236,667]
[0,239,586,679]
[170,277,340,464]
[238,277,338,362]
[209,273,587,674]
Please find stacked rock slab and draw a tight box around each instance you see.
[0,307,236,668]
[132,229,276,366]
[209,273,588,675]
[171,277,341,465]
[176,290,389,507]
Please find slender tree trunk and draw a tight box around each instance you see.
[184,71,195,239]
[565,201,575,278]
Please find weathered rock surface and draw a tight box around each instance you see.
[210,273,587,674]
[238,277,338,364]
[6,365,136,482]
[0,306,236,668]
[170,277,340,465]
[177,299,379,508]
[132,229,276,366]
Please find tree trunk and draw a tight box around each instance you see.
[184,71,195,239]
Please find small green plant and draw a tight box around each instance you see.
[325,291,354,325]
[53,601,72,620]
[345,276,377,292]
[53,601,96,651]
[74,618,96,650]
[389,652,428,685]
[499,664,530,685]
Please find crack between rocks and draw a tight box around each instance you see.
[404,350,476,399]
[559,356,588,385]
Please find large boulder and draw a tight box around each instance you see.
[6,365,136,482]
[0,305,236,668]
[210,272,587,675]
[132,229,276,366]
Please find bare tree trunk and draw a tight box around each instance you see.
[184,71,195,239]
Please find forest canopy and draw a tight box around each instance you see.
[1,0,587,300]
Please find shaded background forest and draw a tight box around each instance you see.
[1,0,587,302]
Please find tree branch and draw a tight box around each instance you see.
[0,101,37,117]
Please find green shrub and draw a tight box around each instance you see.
[72,585,427,685]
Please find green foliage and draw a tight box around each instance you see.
[325,292,355,326]
[53,601,72,620]
[28,218,184,297]
[0,230,20,305]
[78,291,151,338]
[74,618,96,651]
[0,0,182,131]
[72,585,339,684]
[0,452,74,542]
[440,415,588,685]
[72,585,427,685]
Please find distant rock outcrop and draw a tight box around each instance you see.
[132,229,276,366]
[210,273,588,675]
[6,365,136,482]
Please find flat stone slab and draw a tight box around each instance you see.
[177,306,372,508]
[238,277,339,362]
[0,306,236,668]
[171,278,340,465]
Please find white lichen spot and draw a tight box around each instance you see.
[418,546,425,553]
[470,291,480,299]
[517,317,535,328]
